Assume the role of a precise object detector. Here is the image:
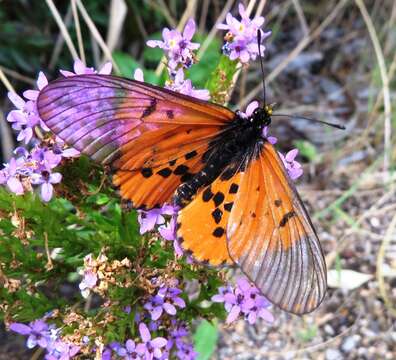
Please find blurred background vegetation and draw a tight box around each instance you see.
[0,0,395,359]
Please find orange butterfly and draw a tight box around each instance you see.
[37,74,327,314]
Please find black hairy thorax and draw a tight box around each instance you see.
[173,106,272,208]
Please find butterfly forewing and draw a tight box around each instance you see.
[226,142,327,314]
[37,74,235,209]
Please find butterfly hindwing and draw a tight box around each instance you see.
[176,154,250,266]
[37,74,235,209]
[226,142,327,314]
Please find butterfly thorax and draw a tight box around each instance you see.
[173,106,272,208]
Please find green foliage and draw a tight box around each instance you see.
[193,320,219,360]
[205,55,238,105]
[293,140,319,162]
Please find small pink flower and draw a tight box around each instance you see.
[279,149,303,180]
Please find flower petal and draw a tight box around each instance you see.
[40,182,54,202]
[151,337,167,348]
[226,305,241,323]
[139,322,151,342]
[10,323,31,335]
[99,62,112,75]
[37,72,48,90]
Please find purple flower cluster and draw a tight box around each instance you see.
[212,277,274,325]
[1,60,111,202]
[167,321,198,360]
[137,204,184,256]
[0,143,69,202]
[7,72,49,144]
[10,319,79,360]
[146,19,210,101]
[147,19,199,71]
[217,4,271,64]
[144,280,186,321]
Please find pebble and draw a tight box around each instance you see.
[325,348,343,360]
[341,334,361,352]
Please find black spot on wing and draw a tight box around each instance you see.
[279,211,296,227]
[213,192,225,207]
[142,98,157,118]
[224,202,234,212]
[274,199,282,207]
[185,150,198,160]
[202,187,214,202]
[141,168,153,178]
[229,183,239,194]
[211,208,223,224]
[169,159,177,166]
[166,110,174,119]
[213,227,225,238]
[157,168,172,178]
[174,165,189,175]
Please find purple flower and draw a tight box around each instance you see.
[211,277,274,324]
[1,157,25,195]
[147,19,200,70]
[166,321,189,351]
[60,59,112,77]
[138,204,175,235]
[117,339,141,359]
[7,110,38,144]
[10,320,50,349]
[176,342,198,360]
[217,4,271,64]
[45,340,80,360]
[136,323,167,360]
[31,170,62,202]
[166,69,210,100]
[144,282,186,321]
[279,149,303,180]
[79,270,98,298]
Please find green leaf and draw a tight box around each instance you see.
[113,51,140,78]
[193,320,218,360]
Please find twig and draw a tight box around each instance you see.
[0,68,16,93]
[105,0,128,62]
[0,111,14,161]
[239,0,349,108]
[292,0,309,36]
[147,0,176,28]
[75,0,120,73]
[355,0,392,176]
[45,0,79,60]
[44,232,54,271]
[71,0,86,64]
[0,66,35,85]
[49,5,73,70]
[198,0,210,34]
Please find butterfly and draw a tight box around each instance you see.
[37,74,327,314]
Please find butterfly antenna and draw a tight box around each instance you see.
[272,113,346,130]
[257,30,266,106]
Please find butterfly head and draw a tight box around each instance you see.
[250,104,273,129]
